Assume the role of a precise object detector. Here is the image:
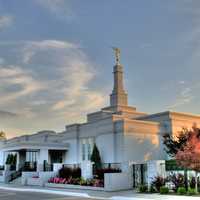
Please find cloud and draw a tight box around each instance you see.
[0,65,45,104]
[22,40,78,64]
[0,110,18,118]
[0,40,106,137]
[0,15,13,30]
[36,0,74,20]
[168,82,195,109]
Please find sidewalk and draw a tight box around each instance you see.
[0,183,200,200]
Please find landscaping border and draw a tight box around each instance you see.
[45,183,105,191]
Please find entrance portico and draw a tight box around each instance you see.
[1,138,69,172]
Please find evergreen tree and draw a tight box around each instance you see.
[6,154,11,165]
[163,128,191,157]
[90,143,102,169]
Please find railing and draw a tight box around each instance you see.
[23,162,37,172]
[43,163,53,172]
[62,164,81,169]
[9,170,22,182]
[101,163,122,169]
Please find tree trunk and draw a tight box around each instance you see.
[184,169,188,190]
[195,171,198,194]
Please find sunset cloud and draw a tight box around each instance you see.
[0,40,106,137]
[0,65,45,104]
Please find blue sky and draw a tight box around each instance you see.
[0,0,200,138]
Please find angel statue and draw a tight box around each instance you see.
[112,47,121,65]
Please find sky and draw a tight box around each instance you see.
[0,0,200,138]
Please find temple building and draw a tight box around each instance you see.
[0,49,200,187]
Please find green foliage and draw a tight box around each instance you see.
[59,167,81,179]
[163,128,189,157]
[149,185,157,193]
[187,188,196,196]
[138,185,148,193]
[90,143,102,169]
[160,186,169,194]
[151,176,166,192]
[5,154,11,165]
[5,154,16,165]
[177,187,187,195]
[169,173,185,192]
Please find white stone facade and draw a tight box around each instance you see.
[1,59,200,188]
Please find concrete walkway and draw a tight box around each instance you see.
[0,183,200,200]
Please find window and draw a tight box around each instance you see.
[26,151,37,162]
[81,138,94,161]
[82,143,86,161]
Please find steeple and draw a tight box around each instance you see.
[110,48,128,107]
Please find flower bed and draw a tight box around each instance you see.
[48,177,104,187]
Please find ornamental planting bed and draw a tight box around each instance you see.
[46,166,122,191]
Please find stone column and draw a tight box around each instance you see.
[81,161,93,179]
[16,152,20,171]
[147,160,166,187]
[37,149,49,172]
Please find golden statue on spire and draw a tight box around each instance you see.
[112,47,120,65]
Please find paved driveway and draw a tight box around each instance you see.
[0,189,104,200]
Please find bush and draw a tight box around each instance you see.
[177,187,187,195]
[149,185,157,193]
[189,177,200,190]
[151,176,166,192]
[187,188,196,196]
[95,168,121,180]
[138,185,148,193]
[91,143,102,170]
[59,167,81,179]
[169,173,185,192]
[160,186,169,194]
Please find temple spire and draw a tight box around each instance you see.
[110,48,128,107]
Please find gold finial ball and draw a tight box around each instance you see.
[112,47,121,65]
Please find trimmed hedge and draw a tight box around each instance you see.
[187,188,196,196]
[177,187,187,195]
[59,167,81,179]
[138,185,148,193]
[160,186,169,194]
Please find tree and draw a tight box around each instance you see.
[176,128,200,193]
[163,128,190,157]
[163,126,200,190]
[90,143,102,170]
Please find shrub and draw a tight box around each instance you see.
[58,167,81,179]
[177,187,187,195]
[187,187,196,196]
[151,176,166,192]
[149,185,157,193]
[160,186,169,194]
[91,143,102,170]
[95,168,121,180]
[169,173,185,192]
[138,185,148,193]
[189,177,200,190]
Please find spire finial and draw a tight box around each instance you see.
[112,47,121,65]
